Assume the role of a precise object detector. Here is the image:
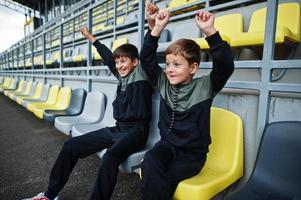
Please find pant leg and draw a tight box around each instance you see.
[166,151,207,199]
[140,140,175,200]
[89,125,148,200]
[140,141,207,200]
[45,127,114,199]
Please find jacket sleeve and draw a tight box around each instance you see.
[206,32,234,94]
[140,30,164,87]
[93,40,118,77]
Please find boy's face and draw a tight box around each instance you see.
[166,54,198,85]
[115,56,138,77]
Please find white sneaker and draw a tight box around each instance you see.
[22,192,60,200]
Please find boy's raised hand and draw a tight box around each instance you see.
[195,10,217,37]
[151,9,170,37]
[80,27,96,42]
[145,0,159,30]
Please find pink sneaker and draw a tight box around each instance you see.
[22,192,59,200]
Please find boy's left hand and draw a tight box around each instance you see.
[146,0,159,30]
[195,10,217,37]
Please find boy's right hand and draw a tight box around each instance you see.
[151,9,170,37]
[145,0,159,31]
[80,27,96,42]
[79,27,91,38]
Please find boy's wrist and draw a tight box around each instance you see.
[202,27,217,37]
[151,26,162,37]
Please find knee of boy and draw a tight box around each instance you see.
[62,138,77,153]
[101,151,122,165]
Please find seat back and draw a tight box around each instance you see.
[173,20,200,40]
[9,80,25,93]
[55,87,72,108]
[252,121,301,196]
[249,3,300,41]
[145,92,161,148]
[1,78,11,88]
[39,83,51,101]
[206,107,243,179]
[32,82,44,98]
[67,88,87,114]
[22,81,33,95]
[112,37,128,51]
[215,13,243,38]
[45,85,60,104]
[80,91,107,121]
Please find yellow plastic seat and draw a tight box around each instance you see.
[112,37,128,52]
[0,78,12,90]
[16,82,44,105]
[173,107,243,200]
[33,87,71,119]
[9,81,32,100]
[4,80,25,96]
[27,85,59,113]
[168,0,198,10]
[92,46,102,60]
[194,13,243,49]
[231,3,300,47]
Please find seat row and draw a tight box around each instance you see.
[161,2,300,50]
[0,76,244,200]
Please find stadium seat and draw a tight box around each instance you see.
[120,92,160,172]
[33,87,72,119]
[4,80,25,96]
[231,3,300,47]
[14,82,39,104]
[17,82,44,105]
[226,121,301,200]
[112,37,128,51]
[158,21,200,52]
[194,13,243,49]
[54,91,106,135]
[0,77,12,90]
[9,81,33,101]
[168,0,198,10]
[22,83,51,108]
[43,88,87,122]
[72,45,87,62]
[0,78,18,93]
[26,85,59,112]
[6,81,27,97]
[173,107,243,200]
[0,77,11,88]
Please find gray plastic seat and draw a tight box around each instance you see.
[227,121,301,200]
[12,82,37,101]
[72,92,161,172]
[54,91,106,135]
[21,83,51,107]
[157,21,201,52]
[120,92,161,172]
[43,88,87,122]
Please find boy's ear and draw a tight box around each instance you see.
[133,58,139,66]
[190,62,199,75]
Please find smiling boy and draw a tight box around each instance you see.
[139,2,234,199]
[23,28,153,200]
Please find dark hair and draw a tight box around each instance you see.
[113,43,139,61]
[166,39,201,64]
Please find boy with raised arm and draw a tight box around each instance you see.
[23,28,153,200]
[139,2,234,199]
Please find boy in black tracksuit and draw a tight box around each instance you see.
[139,3,234,200]
[24,28,153,200]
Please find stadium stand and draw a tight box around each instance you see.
[54,91,106,135]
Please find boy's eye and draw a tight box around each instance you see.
[174,63,180,67]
